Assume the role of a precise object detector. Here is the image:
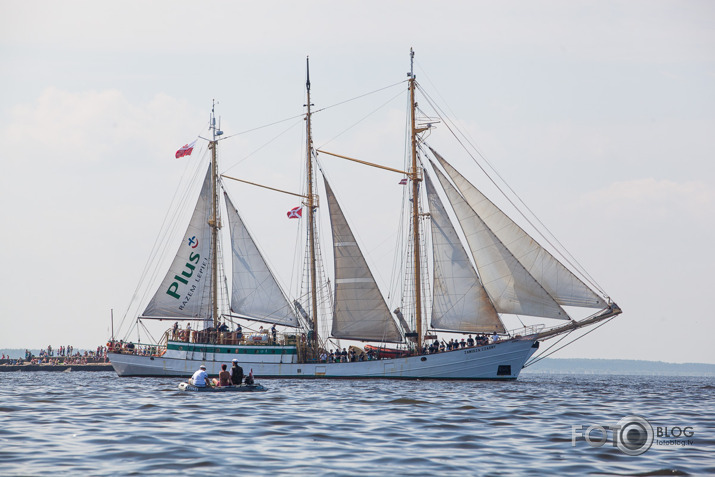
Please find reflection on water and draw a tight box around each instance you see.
[0,372,712,475]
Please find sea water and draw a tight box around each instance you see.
[0,372,712,475]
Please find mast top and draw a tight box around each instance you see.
[306,56,311,91]
[408,48,415,79]
[210,99,223,141]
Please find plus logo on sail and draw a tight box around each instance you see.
[165,240,202,299]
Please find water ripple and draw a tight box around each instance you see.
[0,372,712,475]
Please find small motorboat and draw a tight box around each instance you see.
[363,344,411,359]
[178,382,267,392]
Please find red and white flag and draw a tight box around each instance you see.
[175,140,197,159]
[287,206,303,219]
[399,178,408,185]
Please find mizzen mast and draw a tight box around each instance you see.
[408,48,424,352]
[305,57,319,350]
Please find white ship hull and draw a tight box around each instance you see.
[110,337,539,380]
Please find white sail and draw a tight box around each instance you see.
[425,172,505,333]
[324,177,402,343]
[431,163,569,319]
[224,193,298,326]
[143,167,213,319]
[432,150,606,310]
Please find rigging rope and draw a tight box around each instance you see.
[417,83,608,297]
[218,81,406,142]
[523,316,616,368]
[316,88,406,150]
[221,119,304,175]
[117,140,207,337]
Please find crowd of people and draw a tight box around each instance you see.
[320,348,377,363]
[0,345,111,365]
[171,321,280,346]
[106,340,161,356]
[36,345,111,359]
[188,359,255,388]
[315,332,502,363]
[423,332,499,354]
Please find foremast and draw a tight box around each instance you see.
[209,101,223,328]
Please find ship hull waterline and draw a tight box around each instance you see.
[109,337,539,380]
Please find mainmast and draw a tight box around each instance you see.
[305,57,319,350]
[209,100,223,328]
[408,49,423,352]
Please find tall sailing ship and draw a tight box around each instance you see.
[109,52,621,379]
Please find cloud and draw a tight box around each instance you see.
[0,88,205,349]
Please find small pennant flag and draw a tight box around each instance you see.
[175,140,197,159]
[287,206,303,219]
[399,178,408,185]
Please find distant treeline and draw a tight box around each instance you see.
[523,358,715,376]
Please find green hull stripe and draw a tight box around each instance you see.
[167,342,297,355]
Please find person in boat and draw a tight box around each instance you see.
[271,325,277,344]
[245,369,254,385]
[190,364,210,388]
[218,322,229,333]
[491,331,499,343]
[172,321,179,339]
[230,359,244,385]
[467,335,474,347]
[217,363,231,387]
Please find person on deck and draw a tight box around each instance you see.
[218,364,231,387]
[245,369,255,385]
[271,325,277,344]
[230,359,244,385]
[190,364,210,387]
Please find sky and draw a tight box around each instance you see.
[1,1,713,364]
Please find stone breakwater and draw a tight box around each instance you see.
[0,363,113,372]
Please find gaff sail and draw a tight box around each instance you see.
[224,192,298,326]
[324,177,402,342]
[142,166,214,320]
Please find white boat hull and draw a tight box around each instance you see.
[110,337,539,380]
